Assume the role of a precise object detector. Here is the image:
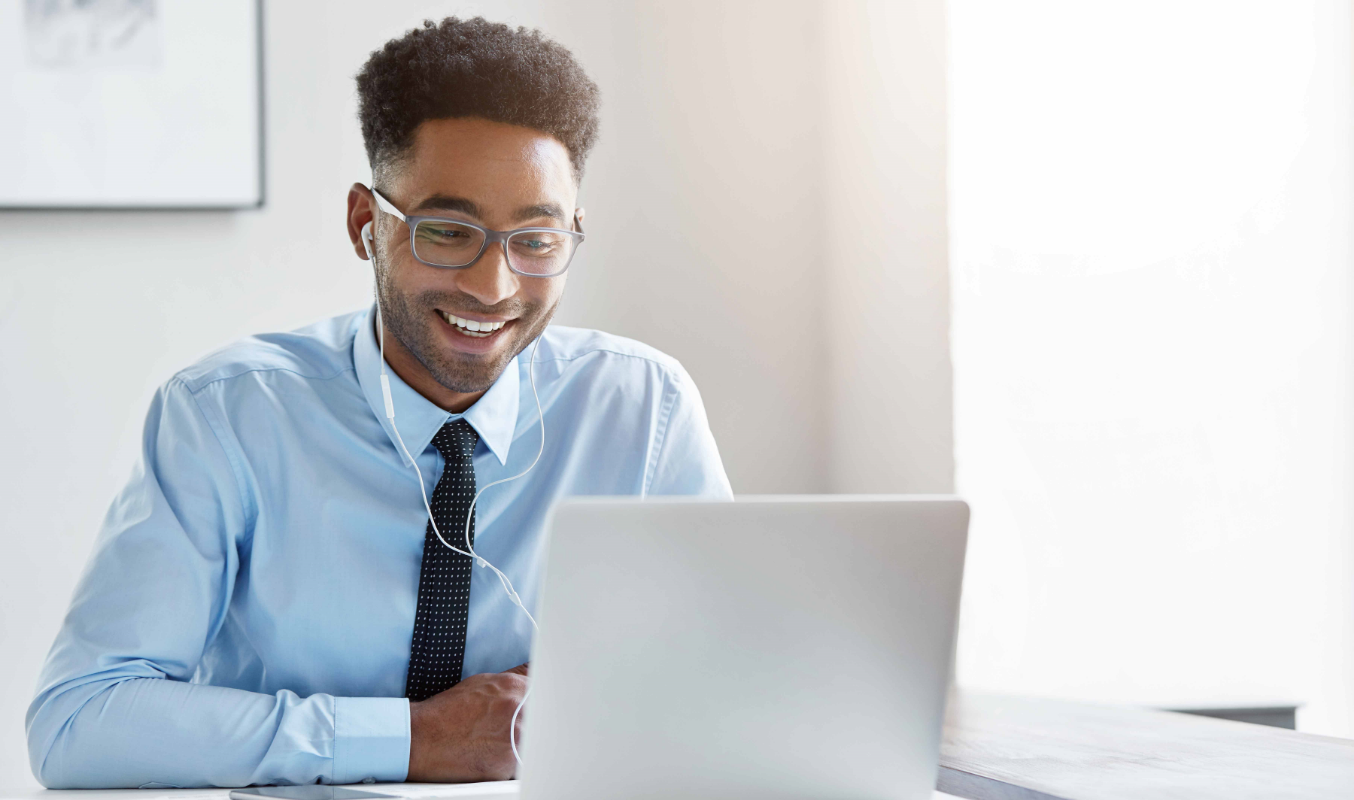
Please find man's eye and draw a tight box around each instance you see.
[416,220,478,240]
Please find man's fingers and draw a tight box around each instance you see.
[504,662,529,676]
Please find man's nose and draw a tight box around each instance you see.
[457,245,520,308]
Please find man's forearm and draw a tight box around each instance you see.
[28,675,409,788]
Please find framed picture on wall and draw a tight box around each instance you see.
[0,0,264,209]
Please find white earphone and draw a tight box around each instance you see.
[363,216,542,765]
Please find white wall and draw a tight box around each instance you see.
[2,0,957,788]
[823,0,954,494]
[950,0,1354,736]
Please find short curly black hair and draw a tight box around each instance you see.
[356,17,601,182]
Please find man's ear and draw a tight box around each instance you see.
[347,183,377,261]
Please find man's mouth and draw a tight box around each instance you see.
[439,310,509,338]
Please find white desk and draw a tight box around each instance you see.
[0,783,961,799]
[9,692,1353,799]
[0,784,517,800]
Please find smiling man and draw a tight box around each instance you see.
[27,17,730,790]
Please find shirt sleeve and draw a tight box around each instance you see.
[25,378,410,789]
[644,363,734,499]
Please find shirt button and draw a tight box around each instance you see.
[362,777,376,784]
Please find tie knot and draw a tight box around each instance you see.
[431,419,478,463]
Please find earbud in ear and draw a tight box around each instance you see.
[361,222,374,259]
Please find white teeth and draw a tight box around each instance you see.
[441,311,507,335]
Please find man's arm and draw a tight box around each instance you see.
[25,379,408,788]
[645,363,733,498]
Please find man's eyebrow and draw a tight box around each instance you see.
[411,195,482,218]
[410,197,567,226]
[514,203,567,224]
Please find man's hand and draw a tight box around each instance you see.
[408,666,530,782]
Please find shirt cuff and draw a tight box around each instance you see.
[332,696,410,785]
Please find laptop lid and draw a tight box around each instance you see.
[520,496,969,800]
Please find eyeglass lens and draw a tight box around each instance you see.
[413,220,577,276]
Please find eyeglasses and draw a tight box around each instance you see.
[371,188,585,278]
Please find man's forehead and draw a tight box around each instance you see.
[392,118,576,219]
[409,118,573,181]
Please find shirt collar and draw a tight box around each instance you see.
[353,305,520,467]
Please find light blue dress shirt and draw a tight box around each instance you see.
[26,307,731,789]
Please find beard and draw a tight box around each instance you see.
[375,263,555,395]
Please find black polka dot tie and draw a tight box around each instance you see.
[404,419,479,702]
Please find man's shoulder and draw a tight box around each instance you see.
[537,325,689,380]
[173,310,364,395]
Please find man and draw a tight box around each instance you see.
[27,17,730,789]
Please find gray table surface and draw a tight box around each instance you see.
[938,692,1354,800]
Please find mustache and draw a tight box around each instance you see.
[416,290,534,318]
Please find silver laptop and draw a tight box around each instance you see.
[520,496,969,800]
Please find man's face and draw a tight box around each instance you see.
[363,118,578,395]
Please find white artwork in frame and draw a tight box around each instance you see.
[0,0,263,209]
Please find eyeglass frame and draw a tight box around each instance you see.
[370,187,586,278]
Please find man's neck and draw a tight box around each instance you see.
[377,317,485,413]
